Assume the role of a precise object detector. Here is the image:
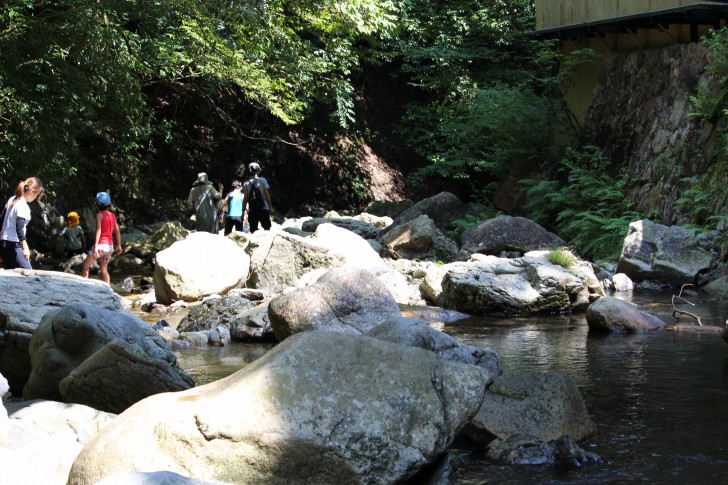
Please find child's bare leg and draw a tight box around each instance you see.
[81,255,93,278]
[99,258,110,284]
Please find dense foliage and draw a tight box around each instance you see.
[521,146,642,261]
[391,0,561,192]
[0,0,399,216]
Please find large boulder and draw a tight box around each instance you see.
[153,232,250,304]
[441,252,603,317]
[460,215,565,258]
[380,215,459,262]
[23,304,194,413]
[68,331,490,485]
[246,231,345,294]
[365,316,503,377]
[384,192,465,234]
[268,267,401,341]
[0,270,124,393]
[464,371,597,444]
[2,400,116,485]
[586,296,666,333]
[616,219,714,285]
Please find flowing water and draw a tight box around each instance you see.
[169,291,728,484]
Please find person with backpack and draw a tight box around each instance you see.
[220,180,244,235]
[186,172,223,233]
[242,162,273,233]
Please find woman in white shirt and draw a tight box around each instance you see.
[1,177,44,269]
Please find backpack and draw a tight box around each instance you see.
[247,178,265,211]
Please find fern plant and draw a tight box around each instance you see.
[522,146,643,261]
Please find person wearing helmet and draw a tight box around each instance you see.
[241,162,273,233]
[81,191,122,284]
[60,211,87,258]
[186,172,223,233]
[0,177,44,269]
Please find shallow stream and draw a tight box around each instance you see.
[164,291,728,484]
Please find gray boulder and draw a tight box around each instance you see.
[464,370,597,445]
[177,295,256,332]
[616,219,714,285]
[586,296,666,333]
[230,303,276,342]
[154,232,250,304]
[365,316,502,377]
[385,192,465,234]
[364,199,415,219]
[246,231,345,294]
[419,263,455,306]
[0,270,124,393]
[177,295,275,342]
[380,215,459,261]
[68,331,490,485]
[441,252,603,317]
[302,217,380,239]
[23,303,194,413]
[268,267,401,341]
[460,215,565,258]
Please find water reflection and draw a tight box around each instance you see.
[450,292,728,484]
[175,342,274,385]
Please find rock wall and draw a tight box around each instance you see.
[583,43,720,225]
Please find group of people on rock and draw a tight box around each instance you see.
[1,177,122,284]
[187,161,273,236]
[1,162,272,283]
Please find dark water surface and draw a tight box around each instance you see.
[171,291,728,484]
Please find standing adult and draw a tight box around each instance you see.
[220,180,244,235]
[186,172,223,233]
[0,177,44,269]
[242,162,273,233]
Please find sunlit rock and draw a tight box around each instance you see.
[67,331,490,485]
[153,232,250,303]
[268,267,400,341]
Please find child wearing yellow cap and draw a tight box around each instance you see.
[60,211,87,258]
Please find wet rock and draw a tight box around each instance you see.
[586,296,666,333]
